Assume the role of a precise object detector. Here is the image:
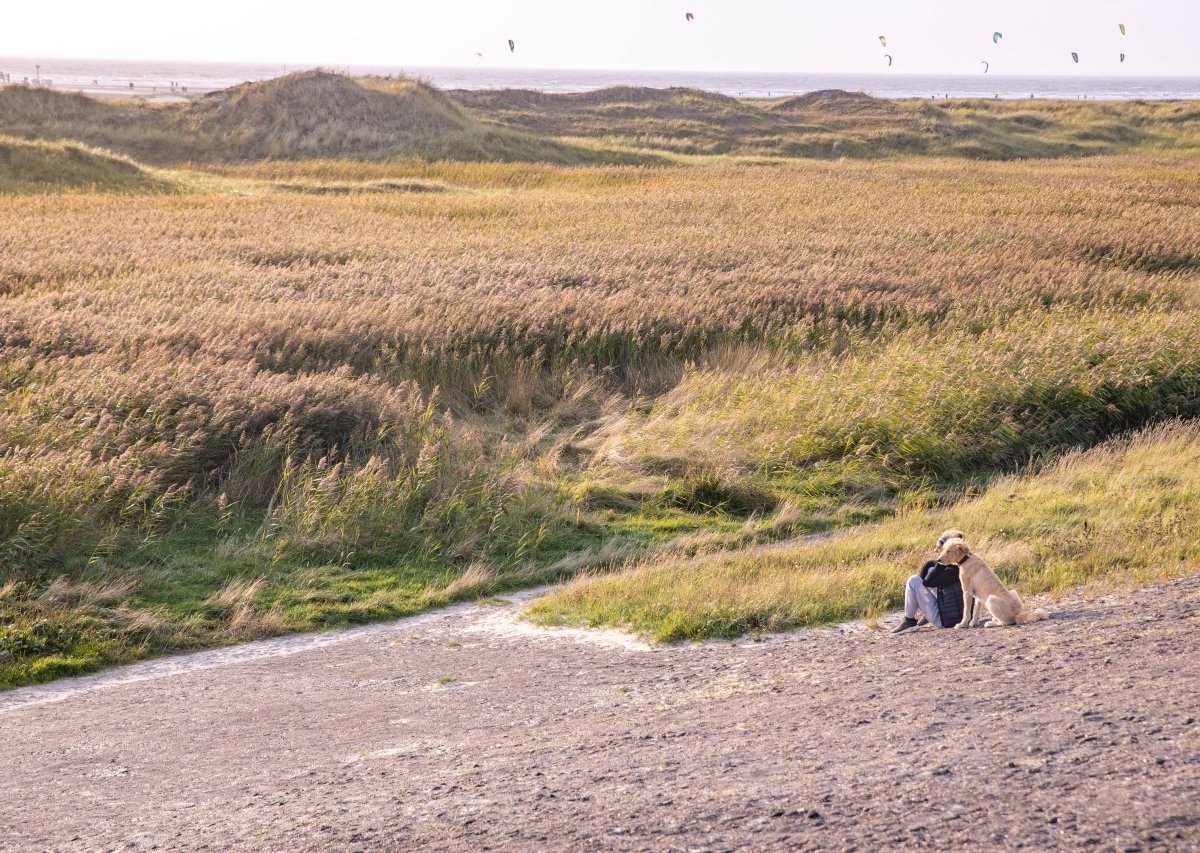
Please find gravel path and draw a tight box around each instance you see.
[1,578,1198,852]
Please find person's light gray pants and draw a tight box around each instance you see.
[904,574,944,627]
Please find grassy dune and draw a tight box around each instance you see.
[2,76,1200,684]
[529,421,1200,641]
[5,73,1200,166]
[0,72,655,166]
[0,136,172,194]
[455,86,1200,159]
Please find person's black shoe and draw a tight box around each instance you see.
[916,616,929,627]
[892,617,919,634]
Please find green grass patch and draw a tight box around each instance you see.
[0,518,608,690]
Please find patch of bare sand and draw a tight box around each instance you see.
[0,579,1197,851]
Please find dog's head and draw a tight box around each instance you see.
[937,538,971,565]
[936,528,966,554]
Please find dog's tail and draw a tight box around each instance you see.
[1012,591,1048,624]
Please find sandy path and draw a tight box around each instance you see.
[1,578,1198,851]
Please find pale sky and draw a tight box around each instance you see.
[3,0,1198,76]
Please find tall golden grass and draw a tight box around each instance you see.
[3,155,1199,564]
[3,152,1200,681]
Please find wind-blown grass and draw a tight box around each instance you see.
[3,151,1200,686]
[584,309,1200,519]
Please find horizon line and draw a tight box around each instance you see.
[2,54,1199,80]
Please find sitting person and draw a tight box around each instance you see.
[892,528,966,634]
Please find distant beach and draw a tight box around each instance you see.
[3,56,1200,101]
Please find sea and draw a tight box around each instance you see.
[2,56,1200,102]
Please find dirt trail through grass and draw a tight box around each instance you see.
[2,578,1198,851]
[0,530,830,708]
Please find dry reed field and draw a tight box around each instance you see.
[3,77,1200,683]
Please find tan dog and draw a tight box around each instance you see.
[937,538,1047,628]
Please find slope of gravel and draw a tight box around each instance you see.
[1,578,1198,851]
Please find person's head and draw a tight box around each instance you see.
[936,529,966,555]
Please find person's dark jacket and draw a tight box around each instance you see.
[919,560,964,627]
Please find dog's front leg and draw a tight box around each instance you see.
[956,590,975,629]
[969,596,983,628]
